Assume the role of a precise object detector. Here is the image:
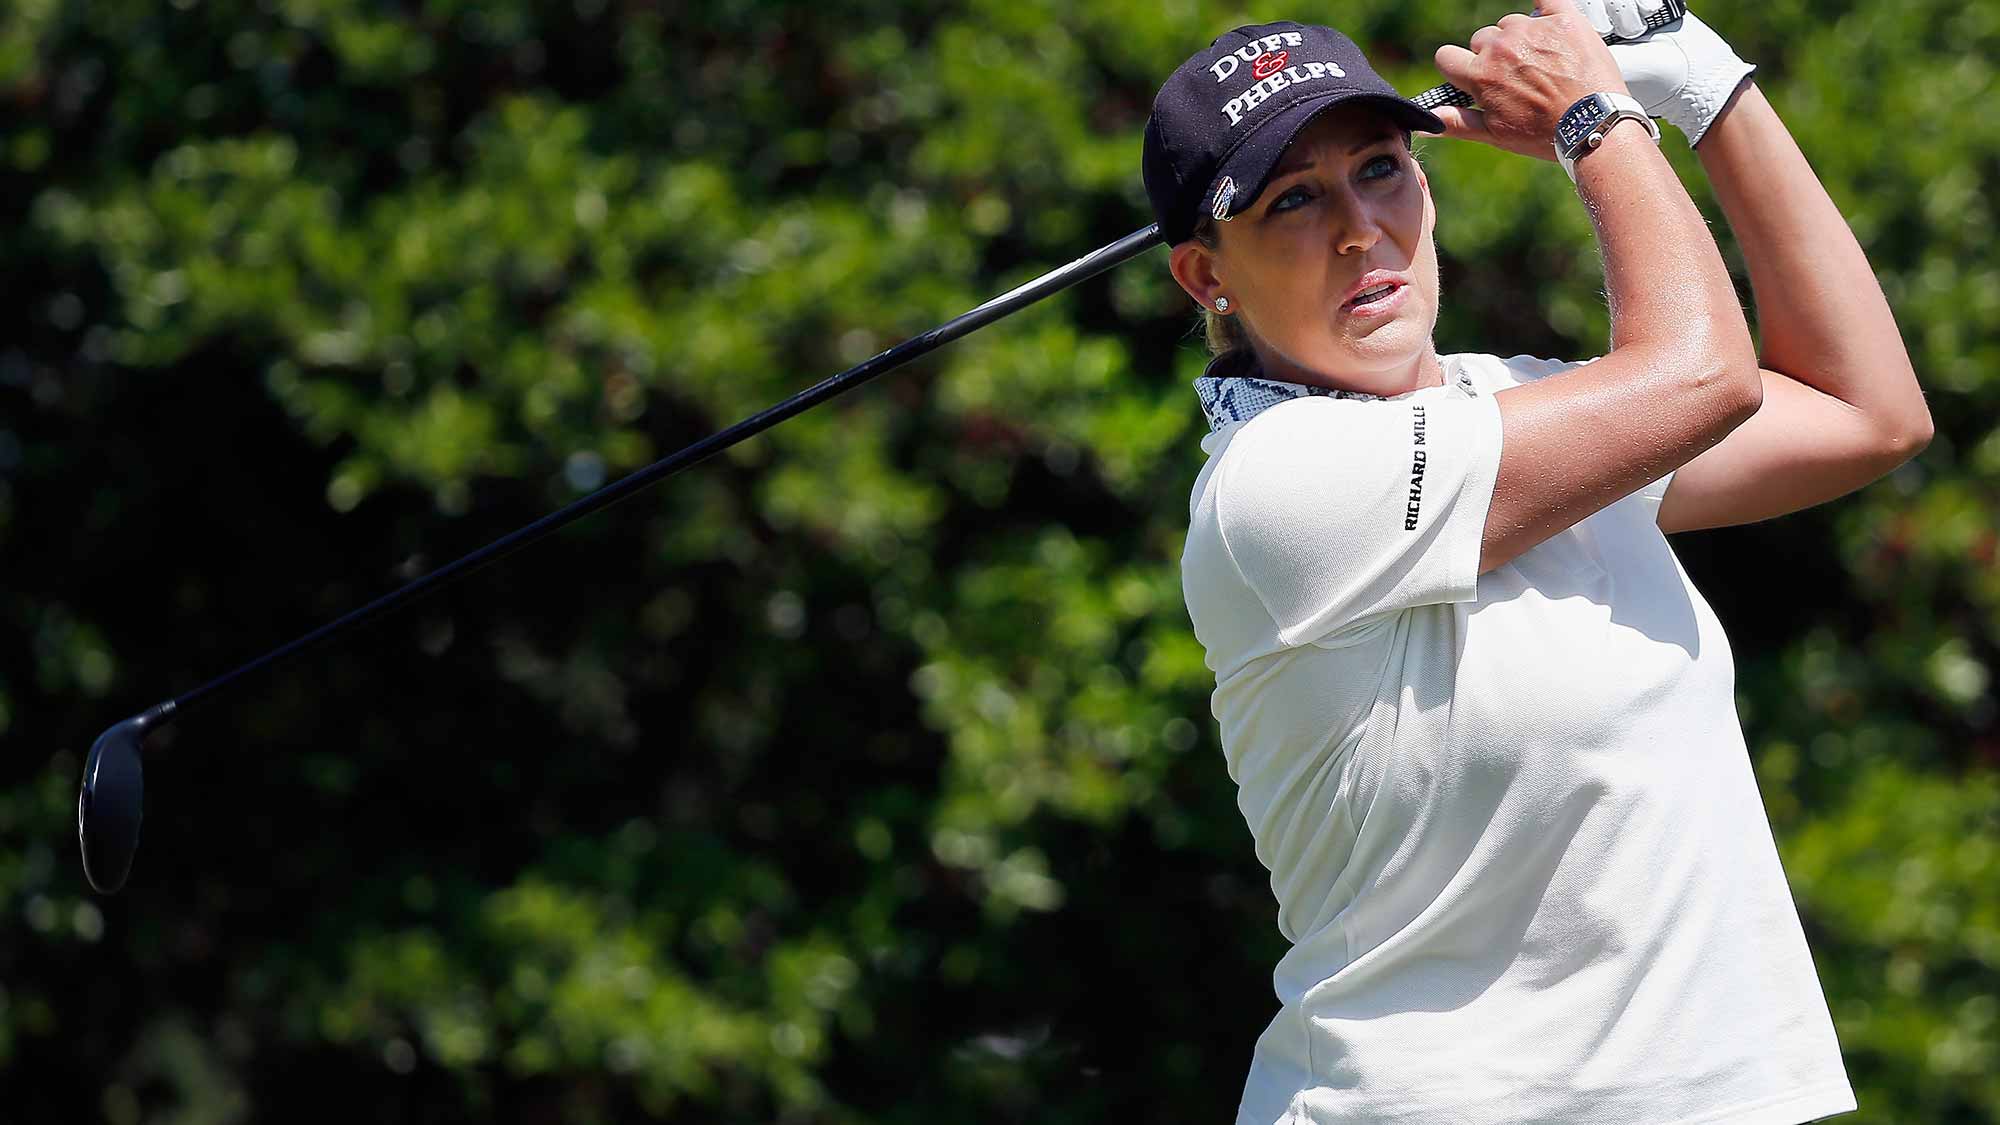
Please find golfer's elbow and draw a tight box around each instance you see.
[1862,388,1935,476]
[1673,332,1763,437]
[1874,356,1935,463]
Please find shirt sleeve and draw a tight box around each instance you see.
[1212,393,1504,647]
[1638,470,1676,512]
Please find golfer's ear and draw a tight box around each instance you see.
[1169,240,1225,310]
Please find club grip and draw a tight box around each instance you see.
[1413,84,1477,112]
[1409,0,1686,112]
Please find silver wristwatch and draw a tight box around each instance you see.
[1554,92,1661,181]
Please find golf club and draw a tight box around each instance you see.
[76,223,1165,894]
[76,3,1688,894]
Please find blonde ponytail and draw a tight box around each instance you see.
[1200,303,1250,358]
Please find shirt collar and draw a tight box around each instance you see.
[1192,350,1477,432]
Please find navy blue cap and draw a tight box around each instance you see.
[1143,22,1445,246]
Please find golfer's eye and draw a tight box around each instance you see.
[1268,185,1314,214]
[1360,154,1399,181]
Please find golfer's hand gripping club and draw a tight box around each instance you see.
[1410,0,1688,112]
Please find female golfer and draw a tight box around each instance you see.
[1145,2,1930,1121]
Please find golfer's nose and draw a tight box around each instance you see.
[1332,192,1385,256]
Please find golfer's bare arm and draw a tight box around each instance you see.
[1432,2,1763,573]
[1652,83,1932,531]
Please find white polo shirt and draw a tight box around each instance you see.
[1182,352,1855,1125]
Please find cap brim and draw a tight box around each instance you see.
[1210,92,1445,224]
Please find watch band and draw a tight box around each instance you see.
[1554,92,1662,182]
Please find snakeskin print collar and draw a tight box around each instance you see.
[1193,351,1476,432]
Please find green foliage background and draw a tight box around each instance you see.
[3,0,1996,1120]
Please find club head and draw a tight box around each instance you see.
[77,704,172,894]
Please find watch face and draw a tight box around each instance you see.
[1558,98,1609,150]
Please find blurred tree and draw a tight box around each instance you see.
[1,0,1994,1121]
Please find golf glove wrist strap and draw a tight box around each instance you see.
[1580,2,1756,146]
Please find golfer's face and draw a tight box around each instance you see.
[1214,106,1439,394]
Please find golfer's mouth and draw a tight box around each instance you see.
[1341,271,1409,318]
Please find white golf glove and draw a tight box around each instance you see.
[1575,0,1756,146]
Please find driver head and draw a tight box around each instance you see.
[77,708,163,894]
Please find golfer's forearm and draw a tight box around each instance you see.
[1697,83,1931,446]
[1575,124,1760,407]
[1478,128,1760,572]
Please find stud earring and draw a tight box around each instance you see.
[1214,297,1231,313]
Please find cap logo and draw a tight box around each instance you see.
[1206,31,1305,83]
[1220,58,1348,127]
[1212,177,1237,222]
